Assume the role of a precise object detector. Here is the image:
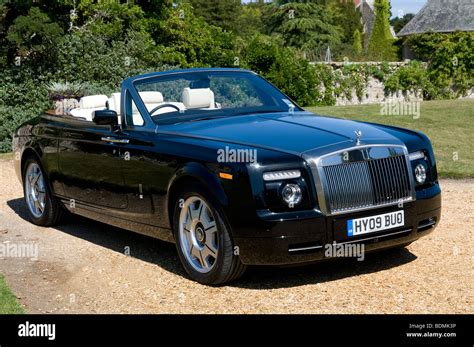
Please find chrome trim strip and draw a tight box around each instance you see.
[263,170,301,181]
[288,245,323,253]
[418,220,436,230]
[101,137,130,144]
[409,151,425,161]
[336,228,413,245]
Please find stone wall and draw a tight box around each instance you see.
[311,61,422,106]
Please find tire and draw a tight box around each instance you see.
[172,183,247,285]
[23,156,63,226]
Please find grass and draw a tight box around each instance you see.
[0,274,24,314]
[307,99,474,179]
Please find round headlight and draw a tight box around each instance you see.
[414,163,427,184]
[281,183,302,206]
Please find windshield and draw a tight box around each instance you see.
[132,70,300,125]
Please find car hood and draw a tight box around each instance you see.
[159,111,404,156]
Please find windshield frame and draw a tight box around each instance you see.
[129,69,302,126]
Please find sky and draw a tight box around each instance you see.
[390,0,427,18]
[242,0,429,18]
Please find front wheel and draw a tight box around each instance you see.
[23,157,63,226]
[173,184,246,285]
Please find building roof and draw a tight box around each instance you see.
[357,0,375,36]
[398,0,474,36]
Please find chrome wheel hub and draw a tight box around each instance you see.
[178,196,218,273]
[25,162,46,218]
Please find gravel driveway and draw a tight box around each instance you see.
[0,157,472,314]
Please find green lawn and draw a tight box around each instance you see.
[307,99,474,179]
[0,274,24,314]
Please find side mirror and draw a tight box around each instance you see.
[93,109,118,126]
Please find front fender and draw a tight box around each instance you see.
[165,161,230,227]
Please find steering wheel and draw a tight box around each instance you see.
[149,103,182,116]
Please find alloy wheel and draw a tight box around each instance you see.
[178,196,219,273]
[25,162,46,218]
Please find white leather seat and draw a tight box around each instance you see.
[140,91,164,111]
[182,88,215,109]
[109,92,144,126]
[139,91,185,116]
[70,95,108,121]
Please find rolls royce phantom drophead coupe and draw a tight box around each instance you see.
[13,68,441,285]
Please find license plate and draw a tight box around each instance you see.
[347,211,404,237]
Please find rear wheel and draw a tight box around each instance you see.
[173,183,246,285]
[23,157,63,226]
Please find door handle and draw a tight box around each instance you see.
[101,137,130,144]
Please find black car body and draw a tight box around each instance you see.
[13,68,441,284]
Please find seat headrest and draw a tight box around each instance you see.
[79,95,108,109]
[182,88,214,109]
[109,93,121,114]
[139,91,164,104]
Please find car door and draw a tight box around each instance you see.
[118,91,171,226]
[58,118,128,210]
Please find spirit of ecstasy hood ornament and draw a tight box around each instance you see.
[354,130,362,145]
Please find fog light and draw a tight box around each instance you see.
[414,163,427,184]
[281,183,302,206]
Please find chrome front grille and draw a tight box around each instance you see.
[309,145,416,215]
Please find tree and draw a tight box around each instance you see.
[332,0,363,45]
[134,0,172,20]
[266,2,342,57]
[353,29,362,55]
[76,0,148,41]
[391,13,415,34]
[155,2,236,67]
[188,0,241,32]
[236,2,266,37]
[6,7,63,67]
[367,0,397,61]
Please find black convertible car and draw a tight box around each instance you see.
[13,68,441,284]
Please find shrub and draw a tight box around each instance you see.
[46,81,85,101]
[353,29,363,55]
[0,69,52,152]
[266,48,320,107]
[242,35,320,106]
[241,34,280,75]
[55,30,159,90]
[384,61,430,97]
[406,32,474,99]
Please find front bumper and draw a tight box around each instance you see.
[233,183,441,266]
